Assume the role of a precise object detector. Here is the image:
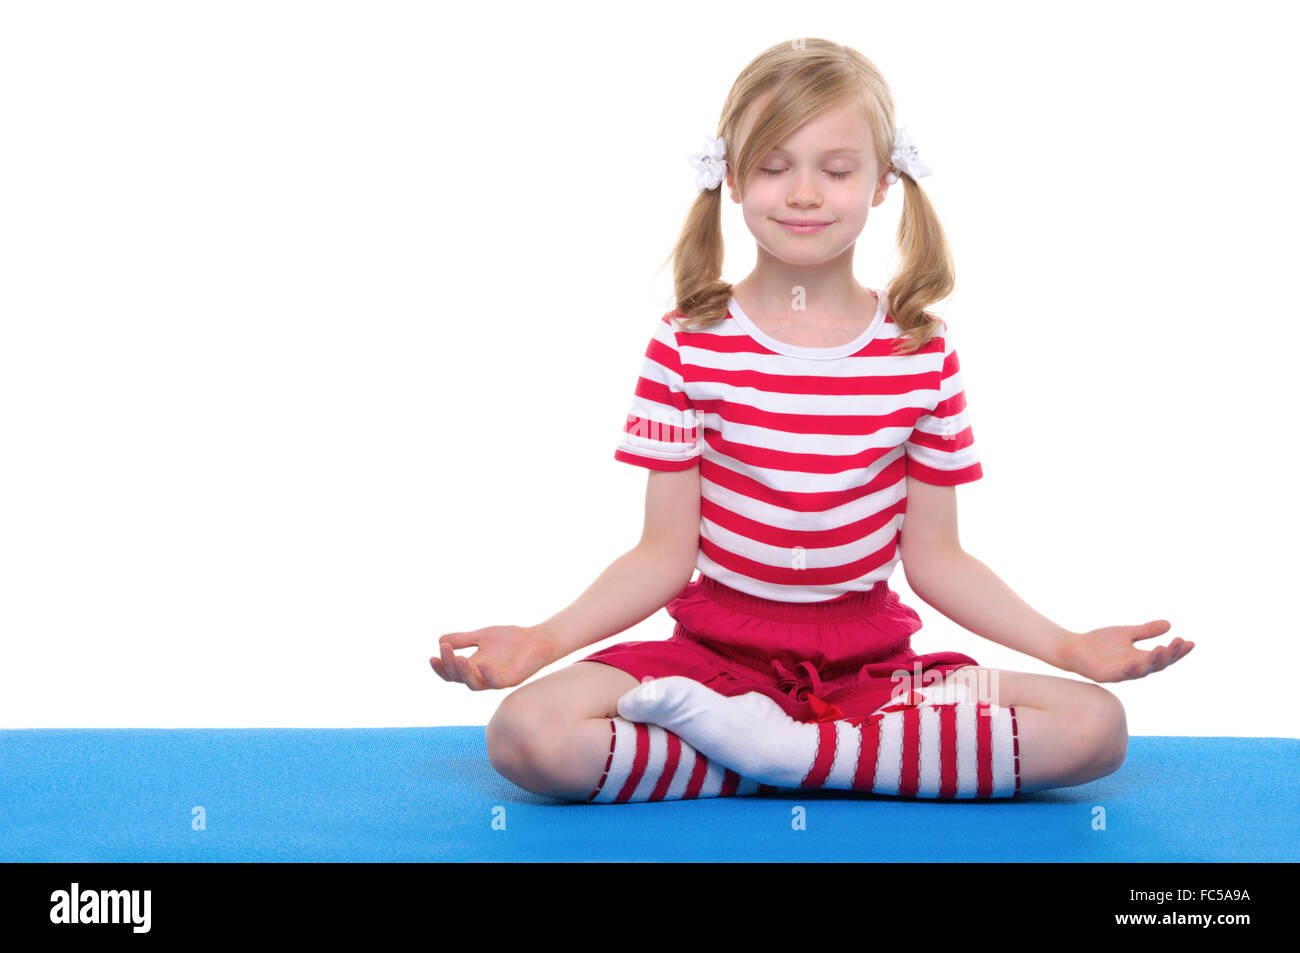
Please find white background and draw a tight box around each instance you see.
[1,0,1295,737]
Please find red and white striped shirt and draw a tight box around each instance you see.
[615,288,983,603]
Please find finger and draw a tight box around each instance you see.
[1148,641,1175,672]
[1126,650,1156,679]
[438,631,481,651]
[451,651,472,686]
[1142,645,1170,676]
[1159,640,1193,670]
[455,652,488,691]
[1129,620,1172,643]
[462,656,489,691]
[1159,639,1189,670]
[440,642,464,684]
[430,657,460,683]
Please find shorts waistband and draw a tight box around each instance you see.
[694,574,893,623]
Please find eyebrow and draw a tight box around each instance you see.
[767,146,864,157]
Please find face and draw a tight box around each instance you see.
[725,96,890,265]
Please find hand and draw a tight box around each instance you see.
[429,624,558,691]
[1059,620,1194,683]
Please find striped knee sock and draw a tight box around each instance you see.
[585,716,777,803]
[618,675,1020,799]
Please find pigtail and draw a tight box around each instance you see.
[661,176,731,333]
[885,170,955,355]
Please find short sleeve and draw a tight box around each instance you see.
[904,322,984,485]
[613,314,701,471]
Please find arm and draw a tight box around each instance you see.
[436,313,706,691]
[898,474,1077,671]
[896,325,1189,682]
[537,465,702,663]
[434,466,700,690]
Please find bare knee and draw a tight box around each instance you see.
[485,662,638,798]
[486,692,550,788]
[1082,687,1128,777]
[486,692,593,798]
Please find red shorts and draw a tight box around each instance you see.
[580,574,980,724]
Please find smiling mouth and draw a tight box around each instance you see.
[776,219,833,233]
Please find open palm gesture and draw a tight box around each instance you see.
[1062,620,1194,683]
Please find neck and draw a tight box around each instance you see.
[737,245,867,315]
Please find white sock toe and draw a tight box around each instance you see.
[617,679,665,721]
[618,675,683,723]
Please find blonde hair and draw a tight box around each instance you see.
[662,38,954,355]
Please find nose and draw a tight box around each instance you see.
[785,169,822,205]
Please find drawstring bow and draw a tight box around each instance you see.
[770,658,931,727]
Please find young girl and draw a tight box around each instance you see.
[432,38,1193,803]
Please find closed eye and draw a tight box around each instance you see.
[759,168,853,180]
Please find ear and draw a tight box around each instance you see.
[872,170,891,206]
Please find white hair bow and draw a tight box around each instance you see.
[687,136,728,193]
[885,126,932,185]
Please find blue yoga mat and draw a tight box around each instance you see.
[1,728,1295,862]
